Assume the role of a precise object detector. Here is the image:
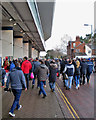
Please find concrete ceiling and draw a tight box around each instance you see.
[1,1,55,51]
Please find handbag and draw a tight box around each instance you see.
[30,72,34,79]
[63,73,68,80]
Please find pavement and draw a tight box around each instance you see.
[1,80,65,119]
[1,73,95,119]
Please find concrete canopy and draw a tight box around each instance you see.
[2,1,55,51]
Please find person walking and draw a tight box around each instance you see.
[86,58,94,84]
[35,60,48,98]
[81,59,88,85]
[49,60,58,92]
[63,60,74,90]
[6,63,27,117]
[74,60,81,89]
[32,57,40,89]
[1,66,6,87]
[21,56,32,89]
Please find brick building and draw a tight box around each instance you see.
[67,36,92,58]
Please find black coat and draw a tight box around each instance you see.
[49,63,58,83]
[81,61,88,75]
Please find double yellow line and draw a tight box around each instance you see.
[56,83,80,119]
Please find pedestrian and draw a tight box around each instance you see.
[63,59,74,90]
[6,62,27,117]
[21,56,32,89]
[49,60,58,92]
[3,57,10,72]
[81,59,88,85]
[60,58,67,87]
[35,60,48,98]
[74,60,81,89]
[56,59,61,78]
[86,58,94,84]
[1,66,6,87]
[9,61,15,71]
[32,57,40,89]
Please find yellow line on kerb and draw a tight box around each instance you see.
[56,86,76,119]
[56,83,80,120]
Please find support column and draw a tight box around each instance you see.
[32,48,38,59]
[23,41,29,58]
[29,41,32,58]
[13,35,23,59]
[2,26,13,58]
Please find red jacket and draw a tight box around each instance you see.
[21,60,32,74]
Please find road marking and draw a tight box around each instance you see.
[56,86,76,119]
[56,83,80,119]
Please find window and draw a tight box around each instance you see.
[73,43,75,47]
[76,49,80,53]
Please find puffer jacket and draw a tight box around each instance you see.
[49,63,58,82]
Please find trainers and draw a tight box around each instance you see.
[18,105,22,110]
[32,85,34,89]
[42,95,47,98]
[1,86,5,88]
[78,84,80,88]
[44,85,46,88]
[9,112,15,117]
[76,86,78,90]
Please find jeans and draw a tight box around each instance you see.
[65,76,73,89]
[2,79,5,86]
[86,72,92,83]
[39,81,46,96]
[75,75,80,87]
[49,82,55,90]
[24,74,29,89]
[10,89,22,113]
[32,74,40,87]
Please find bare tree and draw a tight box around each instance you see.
[60,34,72,54]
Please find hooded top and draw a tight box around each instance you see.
[35,64,49,81]
[6,68,27,89]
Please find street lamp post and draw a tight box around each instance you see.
[84,24,93,56]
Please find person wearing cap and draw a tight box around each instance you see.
[86,58,94,83]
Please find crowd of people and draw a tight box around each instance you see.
[1,56,95,117]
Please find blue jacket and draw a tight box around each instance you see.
[6,68,27,89]
[9,62,15,71]
[87,61,93,73]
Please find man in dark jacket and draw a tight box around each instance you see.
[81,59,88,85]
[49,60,58,92]
[35,60,48,98]
[6,63,27,117]
[86,58,93,83]
[60,58,67,87]
[32,57,40,88]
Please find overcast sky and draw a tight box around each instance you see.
[45,0,95,51]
